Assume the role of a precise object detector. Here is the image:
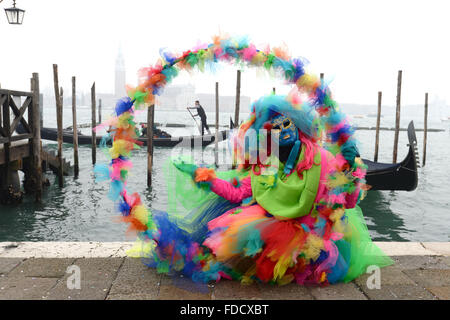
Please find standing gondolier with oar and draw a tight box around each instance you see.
[187,100,211,136]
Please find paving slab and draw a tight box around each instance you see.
[0,258,24,275]
[402,269,450,287]
[308,282,367,300]
[0,276,58,300]
[70,257,124,281]
[426,286,450,300]
[0,242,83,258]
[87,242,131,258]
[8,258,76,278]
[107,293,162,300]
[0,242,133,258]
[158,275,212,300]
[158,284,212,300]
[108,257,160,297]
[257,282,314,300]
[0,243,15,256]
[45,279,113,300]
[212,280,263,300]
[354,265,416,287]
[375,242,436,256]
[112,243,134,257]
[358,284,437,300]
[43,258,124,300]
[391,255,450,270]
[1,242,447,258]
[421,242,450,256]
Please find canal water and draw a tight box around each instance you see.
[0,106,449,242]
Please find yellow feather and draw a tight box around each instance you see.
[302,234,324,261]
[131,205,149,226]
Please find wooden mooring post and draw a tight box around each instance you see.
[423,92,428,167]
[234,70,241,128]
[31,73,42,202]
[215,82,219,167]
[59,87,64,185]
[98,98,102,124]
[91,82,96,165]
[72,76,79,177]
[0,90,12,201]
[232,71,241,169]
[374,91,382,162]
[147,104,155,187]
[393,70,402,163]
[52,64,64,187]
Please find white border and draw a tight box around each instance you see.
[0,242,449,258]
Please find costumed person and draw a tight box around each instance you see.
[129,92,393,286]
[188,100,211,136]
[95,34,393,287]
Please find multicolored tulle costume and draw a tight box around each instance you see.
[95,34,393,286]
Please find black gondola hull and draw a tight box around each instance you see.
[362,121,419,191]
[21,126,228,148]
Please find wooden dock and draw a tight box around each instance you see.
[0,78,72,205]
[0,143,72,175]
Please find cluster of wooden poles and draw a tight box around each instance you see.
[373,70,429,167]
[52,64,103,187]
[51,63,165,189]
[234,70,431,168]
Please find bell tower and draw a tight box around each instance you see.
[115,46,126,98]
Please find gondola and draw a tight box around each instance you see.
[16,124,229,148]
[362,121,419,191]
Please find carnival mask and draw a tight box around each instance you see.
[271,114,298,146]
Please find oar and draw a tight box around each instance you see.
[187,106,202,135]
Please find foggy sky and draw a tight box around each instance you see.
[1,0,450,111]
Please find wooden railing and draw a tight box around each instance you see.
[0,72,42,201]
[0,89,34,144]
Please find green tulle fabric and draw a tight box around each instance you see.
[163,156,249,232]
[340,206,394,282]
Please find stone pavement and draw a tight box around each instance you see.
[0,242,449,300]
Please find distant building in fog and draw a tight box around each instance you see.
[92,47,127,109]
[115,46,126,98]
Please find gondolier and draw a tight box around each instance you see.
[187,100,211,136]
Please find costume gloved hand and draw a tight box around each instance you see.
[341,142,360,167]
[194,167,217,182]
[172,158,198,178]
[283,140,301,175]
[172,158,216,184]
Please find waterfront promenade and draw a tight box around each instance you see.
[0,242,449,300]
